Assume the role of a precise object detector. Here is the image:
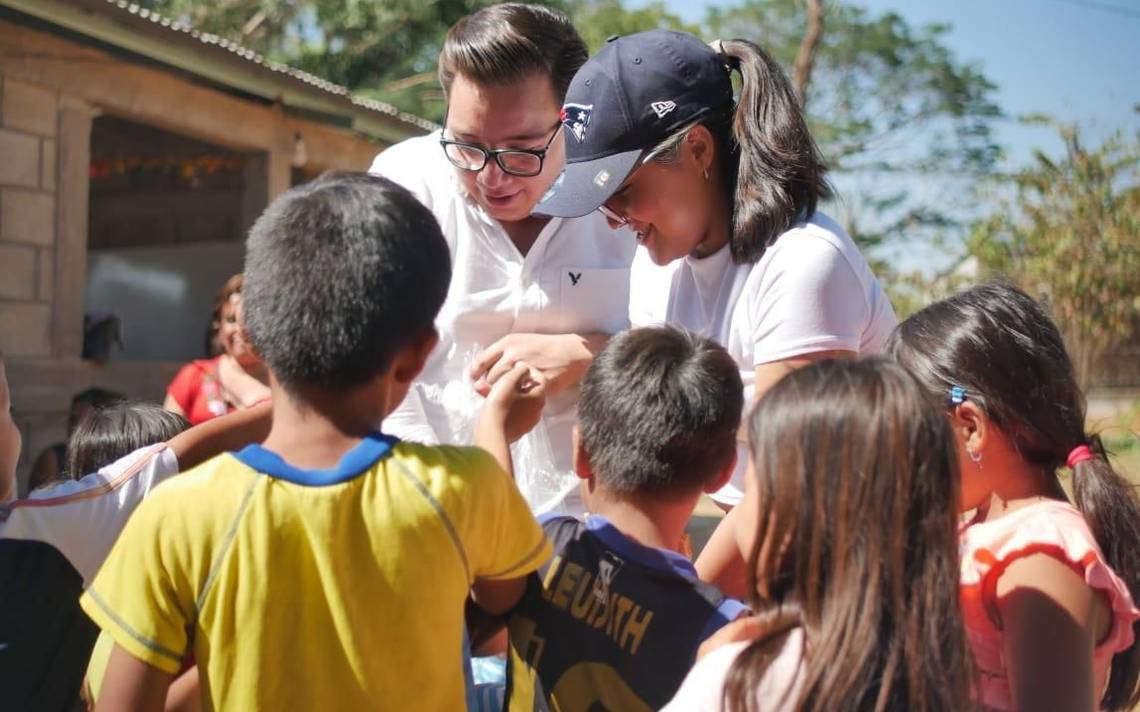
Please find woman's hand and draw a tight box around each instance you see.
[470,333,608,398]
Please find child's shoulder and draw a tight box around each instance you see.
[384,442,523,517]
[962,500,1098,571]
[107,453,264,564]
[961,500,1121,596]
[551,514,743,610]
[142,452,261,515]
[389,441,504,485]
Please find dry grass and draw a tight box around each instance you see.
[1101,400,1140,486]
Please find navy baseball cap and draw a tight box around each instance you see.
[534,30,734,218]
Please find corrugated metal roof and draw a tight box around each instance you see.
[2,0,438,138]
[100,0,438,133]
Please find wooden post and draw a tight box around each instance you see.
[53,96,93,358]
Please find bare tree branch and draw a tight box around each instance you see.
[382,71,438,93]
[793,0,824,105]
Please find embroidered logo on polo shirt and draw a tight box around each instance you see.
[568,271,582,286]
[650,101,677,118]
[561,103,594,142]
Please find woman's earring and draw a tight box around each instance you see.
[702,168,709,181]
[968,449,983,470]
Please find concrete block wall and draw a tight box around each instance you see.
[0,17,390,495]
[0,74,58,358]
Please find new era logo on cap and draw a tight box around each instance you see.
[650,100,677,118]
[561,103,594,142]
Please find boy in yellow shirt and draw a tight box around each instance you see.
[81,172,552,711]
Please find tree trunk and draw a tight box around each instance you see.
[793,0,825,106]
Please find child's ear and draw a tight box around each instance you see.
[572,426,593,482]
[950,401,988,457]
[392,328,439,385]
[704,450,737,494]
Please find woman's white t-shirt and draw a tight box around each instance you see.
[661,627,808,711]
[629,212,896,504]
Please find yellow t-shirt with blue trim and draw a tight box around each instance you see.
[80,434,551,711]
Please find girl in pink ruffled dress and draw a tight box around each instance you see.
[891,283,1140,711]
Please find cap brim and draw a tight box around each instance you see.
[532,149,643,218]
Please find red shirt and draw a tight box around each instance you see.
[165,358,232,425]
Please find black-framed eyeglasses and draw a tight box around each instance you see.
[439,123,562,177]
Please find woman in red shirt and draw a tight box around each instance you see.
[163,275,270,425]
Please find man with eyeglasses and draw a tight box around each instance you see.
[369,5,634,518]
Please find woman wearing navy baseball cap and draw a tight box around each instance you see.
[536,30,897,592]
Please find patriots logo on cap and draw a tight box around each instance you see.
[561,103,594,142]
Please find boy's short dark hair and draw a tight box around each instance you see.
[578,326,743,499]
[242,172,451,393]
[67,402,188,477]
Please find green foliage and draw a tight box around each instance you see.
[703,0,1001,287]
[705,0,1001,173]
[139,0,693,119]
[137,0,505,121]
[969,121,1140,387]
[569,0,695,51]
[141,1,998,165]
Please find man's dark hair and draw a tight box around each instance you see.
[577,326,743,499]
[439,3,588,101]
[242,172,451,393]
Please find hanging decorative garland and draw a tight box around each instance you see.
[89,155,244,181]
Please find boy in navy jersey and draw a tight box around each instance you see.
[501,326,747,711]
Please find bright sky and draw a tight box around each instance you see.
[648,0,1140,167]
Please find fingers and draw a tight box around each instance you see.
[483,354,519,391]
[486,363,548,410]
[473,378,492,398]
[490,361,527,395]
[491,361,538,397]
[469,341,505,383]
[519,364,547,399]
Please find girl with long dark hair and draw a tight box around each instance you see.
[664,358,973,711]
[890,283,1140,711]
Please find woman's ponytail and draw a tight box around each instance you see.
[713,39,831,264]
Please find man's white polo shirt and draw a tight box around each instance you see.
[370,131,635,516]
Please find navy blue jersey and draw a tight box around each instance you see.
[505,514,745,711]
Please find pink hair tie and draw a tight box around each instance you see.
[1066,445,1096,469]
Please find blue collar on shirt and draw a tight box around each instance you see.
[233,432,399,487]
[559,513,702,580]
[540,512,750,637]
